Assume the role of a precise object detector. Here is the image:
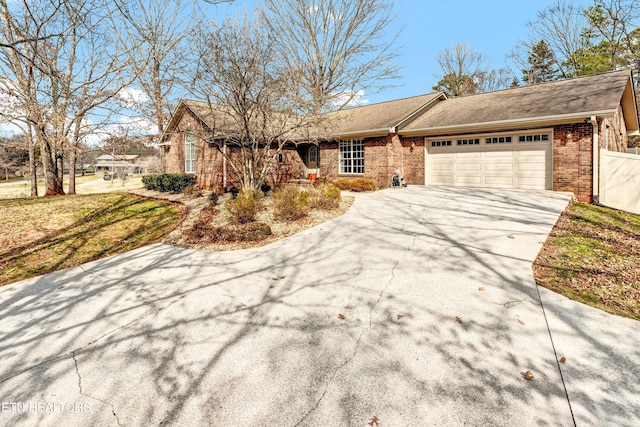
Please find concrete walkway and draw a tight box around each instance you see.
[0,187,638,426]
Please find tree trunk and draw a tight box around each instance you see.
[41,140,65,196]
[28,134,38,197]
[68,148,76,195]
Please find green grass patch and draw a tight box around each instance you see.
[534,202,640,320]
[0,193,184,286]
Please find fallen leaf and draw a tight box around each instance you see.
[521,370,534,380]
[368,415,379,426]
[518,319,525,325]
[397,314,404,320]
[269,285,275,289]
[478,287,485,291]
[271,277,278,281]
[57,285,65,290]
[179,294,186,299]
[456,316,463,324]
[338,313,345,320]
[507,234,515,239]
[559,357,567,364]
[280,276,286,279]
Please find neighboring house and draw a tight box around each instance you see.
[160,70,639,203]
[94,154,140,174]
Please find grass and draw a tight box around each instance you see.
[0,174,145,198]
[534,202,640,320]
[0,193,184,286]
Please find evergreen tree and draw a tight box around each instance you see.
[522,40,558,84]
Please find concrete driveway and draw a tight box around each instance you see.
[1,187,638,426]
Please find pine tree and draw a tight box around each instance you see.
[522,40,558,85]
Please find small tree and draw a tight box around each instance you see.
[522,40,559,84]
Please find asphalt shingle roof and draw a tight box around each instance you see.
[403,70,633,132]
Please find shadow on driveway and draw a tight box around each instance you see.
[0,186,637,426]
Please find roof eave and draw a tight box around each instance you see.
[334,128,392,138]
[399,109,618,136]
[621,75,640,133]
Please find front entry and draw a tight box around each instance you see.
[300,144,319,179]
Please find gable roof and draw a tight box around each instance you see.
[324,92,445,138]
[162,93,447,143]
[401,70,639,136]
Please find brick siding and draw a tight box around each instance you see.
[162,110,306,191]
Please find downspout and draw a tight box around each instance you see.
[589,116,599,204]
[223,140,228,191]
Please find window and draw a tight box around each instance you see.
[339,139,364,174]
[486,136,512,144]
[307,146,318,169]
[519,133,550,142]
[431,140,452,147]
[185,132,196,173]
[456,138,480,146]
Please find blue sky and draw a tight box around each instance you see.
[213,0,596,104]
[0,0,598,139]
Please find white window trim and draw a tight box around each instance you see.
[339,139,364,175]
[185,132,196,174]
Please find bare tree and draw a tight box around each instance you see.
[432,43,510,96]
[0,0,63,196]
[261,0,400,114]
[520,0,590,78]
[190,15,312,191]
[585,0,640,70]
[0,0,138,196]
[115,0,198,137]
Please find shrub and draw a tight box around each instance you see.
[142,174,197,193]
[211,222,272,243]
[186,206,219,242]
[333,178,376,192]
[182,185,202,198]
[273,185,310,221]
[225,190,261,224]
[309,183,342,210]
[186,209,271,244]
[209,192,219,206]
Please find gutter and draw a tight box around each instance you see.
[399,109,617,136]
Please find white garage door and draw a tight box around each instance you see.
[426,131,552,190]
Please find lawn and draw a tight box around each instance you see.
[0,174,145,198]
[534,202,640,320]
[0,193,184,286]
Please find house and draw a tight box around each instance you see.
[160,70,639,203]
[94,154,140,174]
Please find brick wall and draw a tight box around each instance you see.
[553,123,593,202]
[163,110,306,191]
[401,137,425,185]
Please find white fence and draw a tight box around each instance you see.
[600,150,640,214]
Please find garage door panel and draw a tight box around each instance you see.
[485,151,514,158]
[485,176,516,186]
[455,152,483,159]
[455,163,482,172]
[455,175,482,185]
[430,163,454,172]
[427,141,551,190]
[485,163,514,172]
[518,163,546,171]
